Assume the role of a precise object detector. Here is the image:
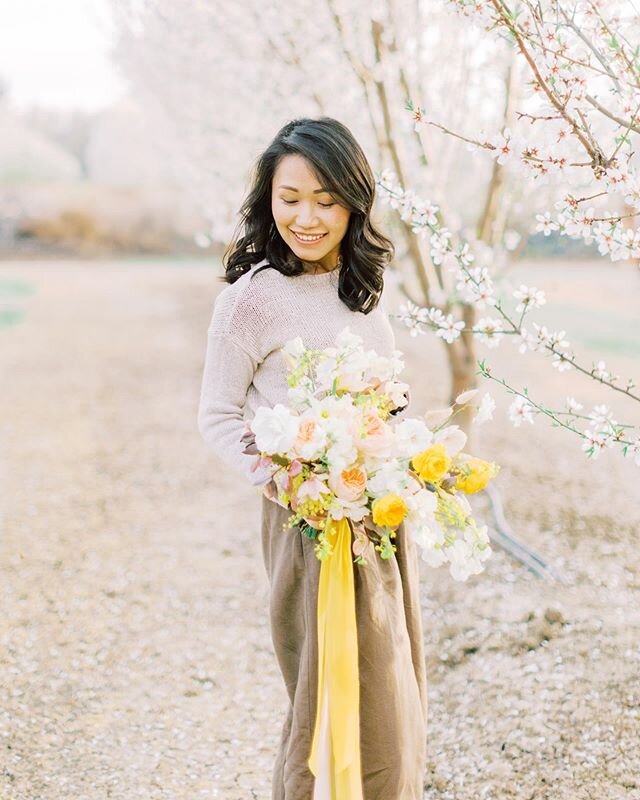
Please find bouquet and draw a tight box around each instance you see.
[242,326,501,793]
[244,326,499,582]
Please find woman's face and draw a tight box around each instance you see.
[271,154,351,269]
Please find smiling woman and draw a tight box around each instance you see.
[221,116,394,314]
[198,116,426,800]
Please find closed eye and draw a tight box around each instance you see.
[282,199,335,208]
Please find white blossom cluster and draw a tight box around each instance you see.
[436,0,640,263]
[376,170,640,465]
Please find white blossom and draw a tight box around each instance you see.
[565,396,583,413]
[475,393,496,425]
[588,404,617,431]
[474,317,504,348]
[509,396,535,426]
[513,285,547,313]
[535,211,560,236]
[582,429,615,458]
[593,360,611,381]
[435,314,465,344]
[552,352,573,372]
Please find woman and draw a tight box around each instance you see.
[197,117,427,799]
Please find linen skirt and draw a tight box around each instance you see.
[260,495,428,800]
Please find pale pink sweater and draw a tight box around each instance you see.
[197,258,408,487]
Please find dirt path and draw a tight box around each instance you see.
[1,259,639,800]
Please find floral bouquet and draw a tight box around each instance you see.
[242,326,500,792]
[244,326,500,582]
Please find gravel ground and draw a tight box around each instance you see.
[1,259,639,800]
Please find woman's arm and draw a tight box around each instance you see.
[197,329,272,487]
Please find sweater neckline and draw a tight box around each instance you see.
[296,268,340,278]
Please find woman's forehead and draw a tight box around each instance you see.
[273,154,329,192]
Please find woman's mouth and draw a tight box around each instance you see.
[290,230,328,245]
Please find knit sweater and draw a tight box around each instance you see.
[197,258,409,487]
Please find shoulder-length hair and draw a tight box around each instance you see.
[221,117,394,314]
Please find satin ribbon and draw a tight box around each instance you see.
[308,517,363,799]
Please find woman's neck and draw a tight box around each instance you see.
[298,253,343,275]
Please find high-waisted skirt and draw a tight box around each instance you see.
[260,495,428,800]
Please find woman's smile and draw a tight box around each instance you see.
[290,230,328,245]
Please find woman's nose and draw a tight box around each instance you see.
[295,203,319,227]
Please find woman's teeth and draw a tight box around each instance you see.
[292,231,327,243]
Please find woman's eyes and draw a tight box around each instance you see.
[282,199,335,208]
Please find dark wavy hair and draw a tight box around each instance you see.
[221,117,394,314]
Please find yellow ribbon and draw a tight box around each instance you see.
[308,517,363,798]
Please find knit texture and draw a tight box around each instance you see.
[197,258,408,487]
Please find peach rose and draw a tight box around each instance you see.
[295,419,317,448]
[328,465,368,502]
[356,410,393,456]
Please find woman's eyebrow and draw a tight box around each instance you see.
[278,185,332,193]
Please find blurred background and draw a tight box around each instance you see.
[1,1,639,799]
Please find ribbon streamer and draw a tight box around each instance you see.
[308,517,363,799]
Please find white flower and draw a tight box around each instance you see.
[582,429,615,458]
[466,524,492,561]
[532,323,552,348]
[251,404,300,453]
[457,266,496,307]
[394,419,433,459]
[509,396,535,426]
[367,459,409,495]
[366,353,396,383]
[420,544,448,568]
[335,326,364,351]
[475,317,504,348]
[513,327,536,353]
[535,211,560,236]
[513,285,547,313]
[490,127,517,165]
[457,242,475,266]
[588,404,617,431]
[406,488,439,523]
[552,352,573,372]
[435,314,465,344]
[282,335,305,358]
[593,360,610,381]
[430,230,452,265]
[411,519,445,551]
[324,417,358,471]
[381,379,411,409]
[565,396,583,413]
[443,539,479,581]
[327,494,369,522]
[434,424,467,456]
[315,353,339,391]
[287,377,314,409]
[475,393,496,425]
[291,411,328,460]
[549,330,570,349]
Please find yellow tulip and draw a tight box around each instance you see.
[412,444,452,483]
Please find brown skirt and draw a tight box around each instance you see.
[260,495,428,800]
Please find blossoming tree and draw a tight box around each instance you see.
[374,0,640,465]
[110,0,639,468]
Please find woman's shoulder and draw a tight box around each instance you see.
[208,259,283,338]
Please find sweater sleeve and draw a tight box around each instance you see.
[197,327,272,489]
